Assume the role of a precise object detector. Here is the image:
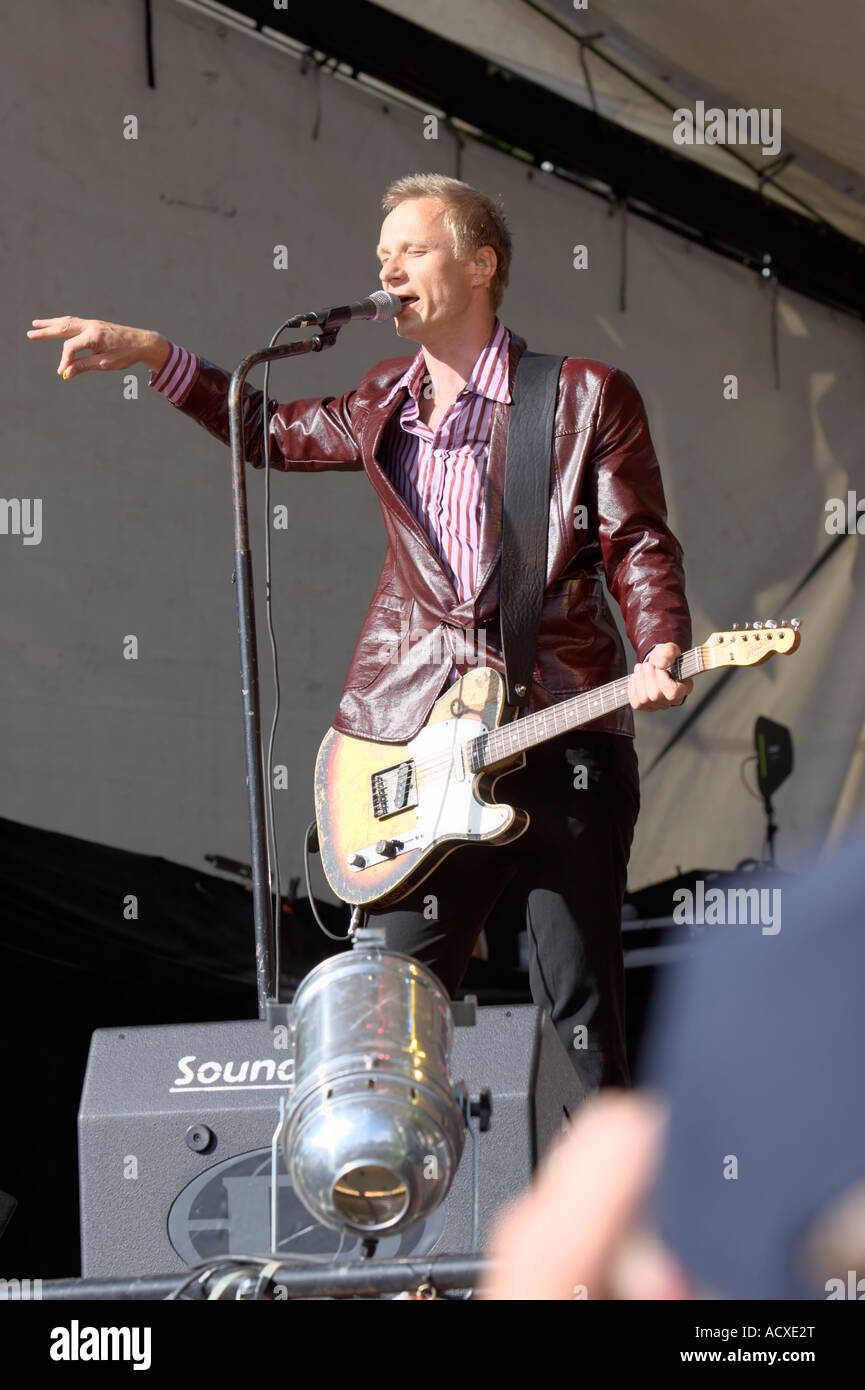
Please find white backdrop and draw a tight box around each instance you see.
[3,0,864,898]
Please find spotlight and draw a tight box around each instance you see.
[283,947,467,1236]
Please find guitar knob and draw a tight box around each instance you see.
[375,839,402,858]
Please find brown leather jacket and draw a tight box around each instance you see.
[175,329,690,743]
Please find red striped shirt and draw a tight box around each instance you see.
[148,342,199,403]
[379,317,511,601]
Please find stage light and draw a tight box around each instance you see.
[282,948,467,1235]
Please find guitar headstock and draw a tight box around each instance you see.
[706,619,801,667]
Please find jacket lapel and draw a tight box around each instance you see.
[361,327,529,621]
[363,386,462,609]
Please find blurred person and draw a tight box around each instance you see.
[484,833,865,1300]
[482,1088,698,1300]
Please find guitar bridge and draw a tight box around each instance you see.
[370,760,418,820]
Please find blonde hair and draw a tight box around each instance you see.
[381,174,511,310]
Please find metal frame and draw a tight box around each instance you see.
[211,0,865,319]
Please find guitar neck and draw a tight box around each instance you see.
[472,644,710,771]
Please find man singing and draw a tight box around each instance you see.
[28,173,692,1091]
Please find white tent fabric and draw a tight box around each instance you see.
[378,0,865,244]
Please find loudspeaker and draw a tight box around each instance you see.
[78,1006,584,1279]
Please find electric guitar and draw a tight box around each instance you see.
[313,621,801,908]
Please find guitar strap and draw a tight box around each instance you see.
[498,349,565,714]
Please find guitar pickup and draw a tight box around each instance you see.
[370,760,418,819]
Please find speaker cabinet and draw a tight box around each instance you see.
[78,1006,585,1278]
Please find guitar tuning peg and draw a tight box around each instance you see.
[742,622,750,629]
[790,617,801,629]
[764,619,777,628]
[751,620,762,629]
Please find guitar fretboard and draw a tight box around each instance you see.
[468,645,709,772]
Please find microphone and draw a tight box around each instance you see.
[287,290,402,330]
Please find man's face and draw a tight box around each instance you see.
[376,197,484,342]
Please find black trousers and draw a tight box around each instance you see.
[367,728,640,1092]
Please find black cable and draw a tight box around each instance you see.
[143,0,155,90]
[304,820,351,941]
[770,273,781,390]
[164,1245,353,1301]
[619,196,628,313]
[739,753,763,801]
[578,39,599,117]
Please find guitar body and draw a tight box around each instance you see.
[313,620,802,911]
[314,667,528,908]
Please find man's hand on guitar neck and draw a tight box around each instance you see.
[629,642,692,712]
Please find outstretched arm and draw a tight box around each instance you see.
[172,355,364,473]
[27,315,364,473]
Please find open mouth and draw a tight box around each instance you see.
[398,296,420,312]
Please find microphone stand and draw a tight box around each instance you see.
[228,327,341,1018]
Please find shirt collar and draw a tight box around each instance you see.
[382,317,512,409]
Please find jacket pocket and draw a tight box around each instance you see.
[534,576,624,696]
[342,592,413,690]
